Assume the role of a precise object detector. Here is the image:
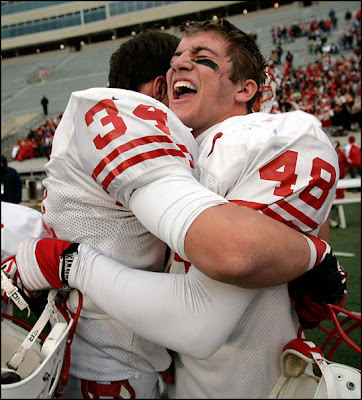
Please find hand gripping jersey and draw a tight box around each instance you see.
[41,88,226,382]
[167,110,339,398]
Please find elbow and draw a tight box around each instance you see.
[184,203,258,286]
[178,325,223,359]
[195,242,256,287]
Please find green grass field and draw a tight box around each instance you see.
[13,202,362,370]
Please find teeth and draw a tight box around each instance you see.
[174,80,196,91]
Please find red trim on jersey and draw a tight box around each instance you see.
[277,199,318,230]
[43,220,57,239]
[81,379,136,398]
[207,132,223,157]
[174,252,191,273]
[92,135,195,180]
[42,190,57,238]
[229,199,318,231]
[42,189,48,214]
[229,199,266,210]
[229,199,303,232]
[261,206,303,231]
[101,148,192,190]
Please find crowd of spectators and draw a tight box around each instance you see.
[269,51,361,136]
[268,8,361,137]
[270,8,360,64]
[10,113,62,161]
[7,8,361,163]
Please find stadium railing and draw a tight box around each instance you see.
[333,178,361,229]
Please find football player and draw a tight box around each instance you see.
[4,20,346,398]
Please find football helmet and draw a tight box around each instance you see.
[252,65,277,113]
[1,259,82,399]
[270,304,361,398]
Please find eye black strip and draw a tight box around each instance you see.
[191,59,218,70]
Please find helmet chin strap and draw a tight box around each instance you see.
[1,268,30,317]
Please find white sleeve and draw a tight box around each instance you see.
[129,172,227,260]
[69,243,257,359]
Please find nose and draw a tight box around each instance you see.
[171,52,193,71]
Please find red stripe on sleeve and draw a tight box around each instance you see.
[93,135,194,182]
[102,148,190,190]
[277,199,318,230]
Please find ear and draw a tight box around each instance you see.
[152,75,168,104]
[235,79,258,104]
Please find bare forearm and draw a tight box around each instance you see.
[184,203,310,288]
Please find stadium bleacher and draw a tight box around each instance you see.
[2,1,360,122]
[1,0,360,194]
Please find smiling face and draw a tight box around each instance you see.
[166,31,249,138]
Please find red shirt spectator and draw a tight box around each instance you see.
[345,136,361,169]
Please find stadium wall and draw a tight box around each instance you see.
[1,1,244,53]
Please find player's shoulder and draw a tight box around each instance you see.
[70,87,195,148]
[71,87,164,108]
[242,110,321,126]
[280,109,322,126]
[242,110,323,135]
[212,110,328,148]
[70,87,186,129]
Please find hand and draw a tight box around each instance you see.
[10,238,80,292]
[288,244,347,329]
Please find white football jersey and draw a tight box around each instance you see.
[168,111,339,398]
[1,202,44,261]
[41,88,198,381]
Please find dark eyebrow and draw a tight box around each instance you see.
[172,46,219,58]
[192,46,219,57]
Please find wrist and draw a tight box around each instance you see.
[303,235,329,271]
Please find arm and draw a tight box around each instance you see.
[13,238,256,359]
[69,244,257,359]
[184,203,311,288]
[130,178,315,289]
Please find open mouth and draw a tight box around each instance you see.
[174,80,197,99]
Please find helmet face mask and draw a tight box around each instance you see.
[316,304,361,362]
